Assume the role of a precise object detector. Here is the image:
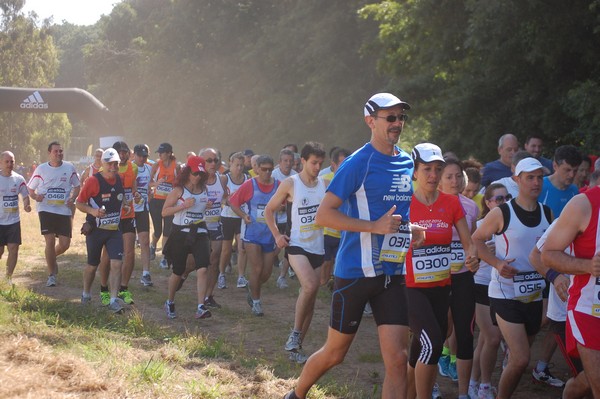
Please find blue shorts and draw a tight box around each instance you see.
[243,239,275,253]
[86,228,123,266]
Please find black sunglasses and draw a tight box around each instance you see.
[375,114,409,123]
[492,194,513,203]
[205,158,219,164]
[191,171,203,176]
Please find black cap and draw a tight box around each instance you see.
[134,144,149,156]
[243,149,254,156]
[156,142,173,153]
[112,141,130,152]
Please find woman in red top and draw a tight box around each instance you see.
[405,143,478,399]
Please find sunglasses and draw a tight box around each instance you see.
[191,171,203,176]
[260,167,274,172]
[375,114,409,123]
[205,158,219,164]
[492,194,513,203]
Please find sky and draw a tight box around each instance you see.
[22,0,120,26]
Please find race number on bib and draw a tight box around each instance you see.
[155,182,173,197]
[411,244,451,283]
[513,271,545,303]
[45,188,67,206]
[2,195,18,213]
[450,240,466,272]
[256,204,266,223]
[380,222,412,263]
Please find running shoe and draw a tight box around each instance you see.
[448,361,458,382]
[532,366,565,388]
[118,289,134,304]
[468,383,478,399]
[236,276,248,288]
[100,291,110,306]
[195,305,212,319]
[108,298,125,314]
[140,273,153,286]
[251,301,264,316]
[204,295,221,309]
[438,355,451,378]
[217,274,227,289]
[149,244,156,260]
[159,258,169,269]
[164,300,176,319]
[81,295,92,305]
[288,351,308,364]
[432,382,443,399]
[277,276,288,289]
[283,390,299,399]
[46,274,56,287]
[285,330,301,352]
[477,385,496,399]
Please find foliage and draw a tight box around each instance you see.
[0,0,71,164]
[360,0,600,160]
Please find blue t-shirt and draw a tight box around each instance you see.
[538,176,578,217]
[481,159,512,187]
[327,142,414,278]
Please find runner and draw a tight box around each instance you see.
[469,183,508,399]
[0,151,31,283]
[98,141,139,305]
[217,152,249,289]
[472,157,552,399]
[132,144,153,287]
[76,148,127,313]
[284,92,422,399]
[540,185,600,398]
[405,144,478,399]
[161,156,212,319]
[271,148,297,289]
[436,158,479,399]
[149,142,178,269]
[80,148,103,184]
[265,142,327,364]
[229,155,279,316]
[27,141,81,287]
[199,147,228,309]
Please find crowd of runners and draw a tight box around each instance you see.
[0,92,599,399]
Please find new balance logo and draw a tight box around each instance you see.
[20,91,48,109]
[389,174,411,193]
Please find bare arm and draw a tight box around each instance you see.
[265,178,292,248]
[161,187,188,217]
[541,194,599,276]
[529,246,569,302]
[455,217,479,272]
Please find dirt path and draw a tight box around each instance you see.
[10,211,571,398]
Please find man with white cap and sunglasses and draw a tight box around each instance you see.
[473,157,553,399]
[284,93,424,399]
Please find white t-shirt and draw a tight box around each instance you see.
[0,171,28,225]
[28,162,80,216]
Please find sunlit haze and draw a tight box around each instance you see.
[22,0,119,26]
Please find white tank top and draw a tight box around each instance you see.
[288,174,326,255]
[221,173,247,218]
[172,187,209,233]
[489,201,550,302]
[134,163,151,213]
[473,218,495,285]
[204,174,225,230]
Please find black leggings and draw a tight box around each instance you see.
[407,285,451,367]
[450,271,475,360]
[149,198,173,240]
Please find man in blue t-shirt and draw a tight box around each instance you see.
[284,93,423,399]
[481,133,519,187]
[539,145,582,217]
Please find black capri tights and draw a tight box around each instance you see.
[149,198,174,240]
[450,271,476,360]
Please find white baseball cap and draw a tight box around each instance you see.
[411,143,445,164]
[102,148,121,163]
[514,157,544,176]
[364,93,411,116]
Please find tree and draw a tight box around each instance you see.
[0,0,71,164]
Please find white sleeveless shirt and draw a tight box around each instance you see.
[288,174,326,255]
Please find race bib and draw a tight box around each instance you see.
[45,188,67,206]
[411,244,451,283]
[2,195,18,213]
[155,182,173,197]
[204,202,222,224]
[256,204,266,223]
[98,212,120,230]
[513,271,545,303]
[592,277,600,317]
[450,240,466,272]
[380,222,412,263]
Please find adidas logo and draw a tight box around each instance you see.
[20,91,48,109]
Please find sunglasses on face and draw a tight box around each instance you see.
[191,171,202,176]
[204,158,219,164]
[492,194,512,203]
[260,167,274,172]
[375,114,409,123]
